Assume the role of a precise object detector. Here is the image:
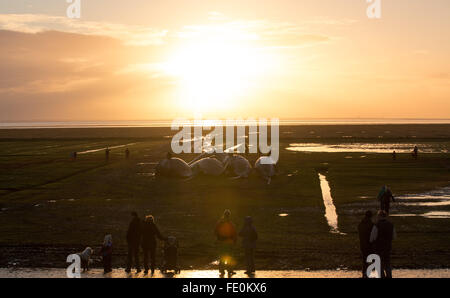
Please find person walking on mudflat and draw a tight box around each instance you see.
[125,211,141,273]
[377,185,395,214]
[358,210,374,278]
[370,211,397,278]
[215,209,237,277]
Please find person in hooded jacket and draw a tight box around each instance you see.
[100,234,113,273]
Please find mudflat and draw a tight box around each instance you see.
[0,124,449,269]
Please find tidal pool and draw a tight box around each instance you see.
[395,187,450,218]
[286,143,448,153]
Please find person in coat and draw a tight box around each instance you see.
[358,210,374,278]
[125,211,141,273]
[239,216,258,275]
[141,215,166,274]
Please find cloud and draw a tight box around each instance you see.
[177,20,330,48]
[0,13,331,49]
[0,14,168,46]
[0,12,341,120]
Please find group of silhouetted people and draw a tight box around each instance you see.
[214,210,258,276]
[358,185,397,278]
[70,147,130,161]
[124,209,258,276]
[126,212,167,274]
[89,185,401,278]
[392,145,419,160]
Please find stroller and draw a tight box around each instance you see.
[161,236,180,274]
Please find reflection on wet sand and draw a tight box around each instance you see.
[391,211,450,219]
[394,187,450,218]
[78,143,136,154]
[286,143,448,153]
[1,268,449,278]
[318,174,343,234]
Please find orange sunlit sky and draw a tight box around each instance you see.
[0,0,449,121]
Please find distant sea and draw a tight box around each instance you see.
[1,119,450,129]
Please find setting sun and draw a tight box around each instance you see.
[162,38,278,115]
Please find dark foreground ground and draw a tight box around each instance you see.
[0,124,449,270]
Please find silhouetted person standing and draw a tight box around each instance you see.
[392,150,396,160]
[141,215,166,274]
[100,234,113,274]
[105,147,111,161]
[239,216,258,275]
[370,211,396,278]
[215,209,237,276]
[358,210,374,278]
[377,185,395,214]
[412,145,418,159]
[125,212,141,273]
[125,148,130,159]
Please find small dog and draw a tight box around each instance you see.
[77,247,93,271]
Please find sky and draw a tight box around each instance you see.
[0,0,449,121]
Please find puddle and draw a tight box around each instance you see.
[137,173,155,177]
[391,212,450,219]
[318,174,343,234]
[137,162,158,166]
[392,187,450,218]
[278,213,289,217]
[286,143,448,153]
[78,143,136,154]
[422,211,450,219]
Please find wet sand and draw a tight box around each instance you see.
[1,268,449,278]
[1,124,449,270]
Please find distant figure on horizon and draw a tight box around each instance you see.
[125,212,141,273]
[392,150,396,160]
[239,216,258,275]
[125,148,130,159]
[215,209,237,276]
[358,210,374,278]
[105,147,111,161]
[370,211,396,278]
[377,185,395,214]
[141,215,166,275]
[412,145,418,159]
[100,234,113,274]
[72,151,77,160]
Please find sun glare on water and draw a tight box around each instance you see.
[162,38,276,115]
